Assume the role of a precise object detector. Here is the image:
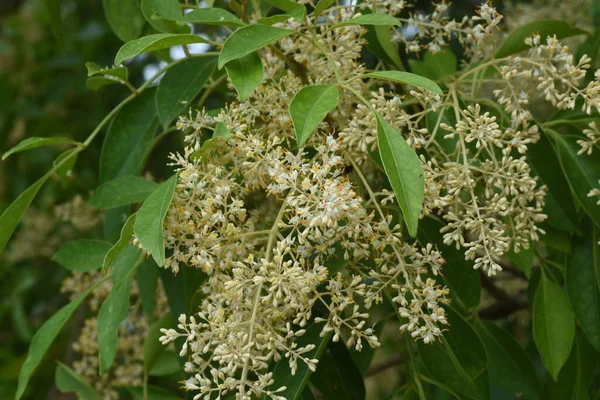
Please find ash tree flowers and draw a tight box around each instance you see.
[5,0,600,399]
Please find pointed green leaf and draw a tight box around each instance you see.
[15,277,107,400]
[134,174,178,267]
[267,323,332,400]
[2,137,78,160]
[289,85,339,147]
[140,0,189,34]
[528,130,579,229]
[55,362,100,400]
[334,14,400,28]
[566,231,600,350]
[156,57,217,128]
[376,112,424,237]
[507,245,534,278]
[477,322,541,400]
[533,274,575,380]
[102,213,136,275]
[218,25,294,69]
[310,340,365,400]
[181,7,245,26]
[408,49,457,81]
[137,257,159,318]
[365,71,443,95]
[594,225,600,290]
[114,34,205,66]
[103,0,146,42]
[496,20,587,59]
[553,134,600,226]
[98,245,144,374]
[225,52,264,102]
[264,0,306,21]
[89,175,159,210]
[100,88,159,183]
[314,0,336,15]
[53,239,113,272]
[143,313,176,373]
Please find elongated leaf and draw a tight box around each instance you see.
[268,323,333,400]
[496,20,587,58]
[134,174,178,267]
[507,245,534,278]
[418,217,481,307]
[225,52,264,102]
[53,239,113,272]
[554,134,600,226]
[103,213,136,275]
[98,245,143,374]
[89,175,158,209]
[366,71,443,95]
[289,85,339,147]
[566,231,600,350]
[595,226,600,290]
[2,137,78,160]
[334,13,400,27]
[0,172,51,256]
[86,62,129,80]
[182,7,245,26]
[477,322,541,399]
[55,362,100,399]
[159,265,206,320]
[314,0,336,15]
[372,25,403,69]
[15,277,107,400]
[137,258,159,318]
[114,34,205,66]
[408,49,457,81]
[528,130,579,229]
[376,113,424,237]
[264,0,306,20]
[100,88,159,183]
[149,351,180,376]
[103,0,145,42]
[156,57,217,128]
[418,308,489,399]
[143,313,176,372]
[533,274,575,380]
[140,0,189,34]
[310,340,365,400]
[218,25,294,69]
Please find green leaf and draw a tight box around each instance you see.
[53,149,78,187]
[114,34,205,66]
[533,273,576,380]
[102,213,136,275]
[257,14,296,25]
[2,137,78,160]
[15,277,107,400]
[86,76,125,91]
[55,362,100,400]
[418,217,481,307]
[264,0,306,21]
[314,0,336,15]
[566,230,600,351]
[181,7,245,26]
[408,49,457,81]
[376,112,424,237]
[97,245,144,375]
[89,175,159,209]
[418,308,489,399]
[156,57,217,128]
[100,87,159,183]
[595,225,600,290]
[134,174,178,267]
[218,25,294,69]
[137,257,159,318]
[426,104,458,154]
[528,130,579,229]
[365,71,443,95]
[268,323,332,400]
[159,266,207,319]
[372,25,403,69]
[144,313,176,373]
[496,20,588,59]
[476,322,541,400]
[52,239,113,272]
[334,13,400,28]
[349,320,385,375]
[310,340,365,400]
[289,85,339,147]
[507,245,534,278]
[140,0,189,34]
[225,52,264,102]
[149,351,180,376]
[103,0,146,42]
[553,134,600,226]
[0,172,51,256]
